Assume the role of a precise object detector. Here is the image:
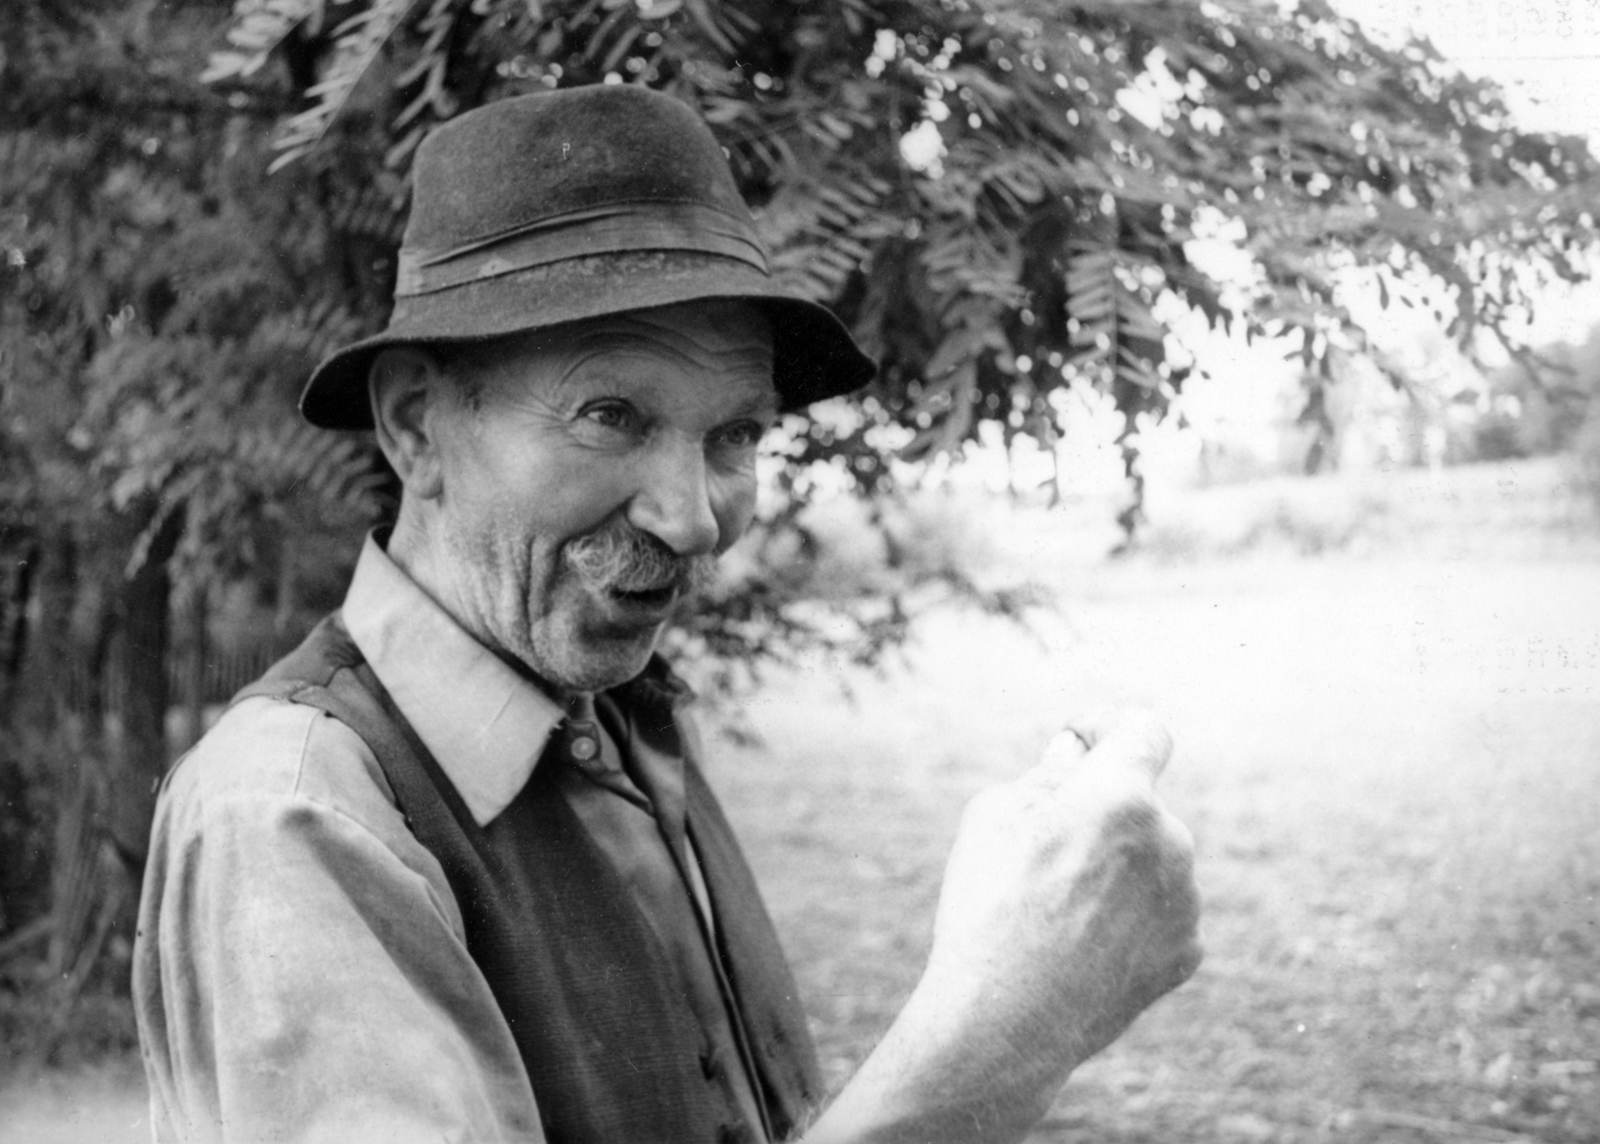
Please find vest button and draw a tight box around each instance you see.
[718,1122,753,1144]
[699,1049,723,1081]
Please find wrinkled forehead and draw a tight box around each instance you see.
[451,298,777,409]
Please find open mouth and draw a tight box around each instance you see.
[609,584,677,608]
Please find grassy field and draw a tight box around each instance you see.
[4,458,1598,1143]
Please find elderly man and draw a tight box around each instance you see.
[133,86,1200,1143]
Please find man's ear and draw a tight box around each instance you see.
[369,347,447,500]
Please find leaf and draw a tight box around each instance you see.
[267,0,421,172]
[683,0,739,54]
[1065,237,1170,406]
[203,0,320,82]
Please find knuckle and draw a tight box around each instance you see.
[1099,786,1162,840]
[1143,733,1176,778]
[1171,938,1205,986]
[1116,708,1173,767]
[1171,876,1203,930]
[1125,707,1171,746]
[1159,809,1197,864]
[1161,835,1201,903]
[1070,710,1175,788]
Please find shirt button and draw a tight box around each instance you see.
[569,735,598,762]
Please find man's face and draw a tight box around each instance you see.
[426,299,778,693]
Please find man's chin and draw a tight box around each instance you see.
[527,625,663,695]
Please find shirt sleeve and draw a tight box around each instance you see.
[133,697,545,1144]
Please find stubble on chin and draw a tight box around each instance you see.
[531,589,663,693]
[470,541,656,693]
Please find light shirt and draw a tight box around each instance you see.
[133,536,766,1143]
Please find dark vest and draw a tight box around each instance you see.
[235,615,822,1143]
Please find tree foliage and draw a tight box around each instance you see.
[204,0,1599,534]
[0,0,385,1030]
[3,0,1599,1035]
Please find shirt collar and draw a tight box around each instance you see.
[341,534,566,827]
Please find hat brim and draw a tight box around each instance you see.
[300,250,876,429]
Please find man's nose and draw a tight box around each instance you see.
[626,442,720,557]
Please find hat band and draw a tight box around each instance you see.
[394,201,769,297]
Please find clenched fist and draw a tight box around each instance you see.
[806,710,1202,1144]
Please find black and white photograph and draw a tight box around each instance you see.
[0,1,1596,1141]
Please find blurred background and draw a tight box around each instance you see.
[2,1,1598,1141]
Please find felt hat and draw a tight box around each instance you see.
[300,85,876,428]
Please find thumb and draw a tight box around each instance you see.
[1060,707,1174,783]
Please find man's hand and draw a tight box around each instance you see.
[805,710,1202,1144]
[927,709,1202,1062]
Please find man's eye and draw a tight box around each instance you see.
[715,421,766,449]
[581,402,637,431]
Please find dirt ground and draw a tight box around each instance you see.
[4,460,1597,1142]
